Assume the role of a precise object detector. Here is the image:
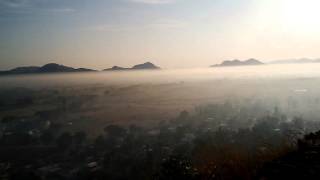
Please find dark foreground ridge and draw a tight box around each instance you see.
[104,62,160,71]
[0,63,97,76]
[257,131,320,179]
[211,58,264,67]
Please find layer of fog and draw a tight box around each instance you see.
[1,63,320,132]
[0,64,320,88]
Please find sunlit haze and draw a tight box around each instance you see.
[3,1,320,179]
[1,0,320,69]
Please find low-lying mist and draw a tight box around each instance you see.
[1,64,320,179]
[1,63,320,87]
[1,64,320,130]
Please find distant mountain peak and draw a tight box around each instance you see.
[132,62,160,70]
[0,63,97,76]
[246,58,260,62]
[103,66,130,71]
[39,63,75,72]
[104,62,160,71]
[211,59,264,67]
[43,63,60,66]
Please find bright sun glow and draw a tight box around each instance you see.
[280,0,320,33]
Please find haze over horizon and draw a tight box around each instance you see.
[1,0,320,70]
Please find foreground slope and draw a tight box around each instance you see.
[258,131,320,179]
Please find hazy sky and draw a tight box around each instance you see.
[1,0,320,70]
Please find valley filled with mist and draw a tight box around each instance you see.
[3,0,320,178]
[1,64,320,179]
